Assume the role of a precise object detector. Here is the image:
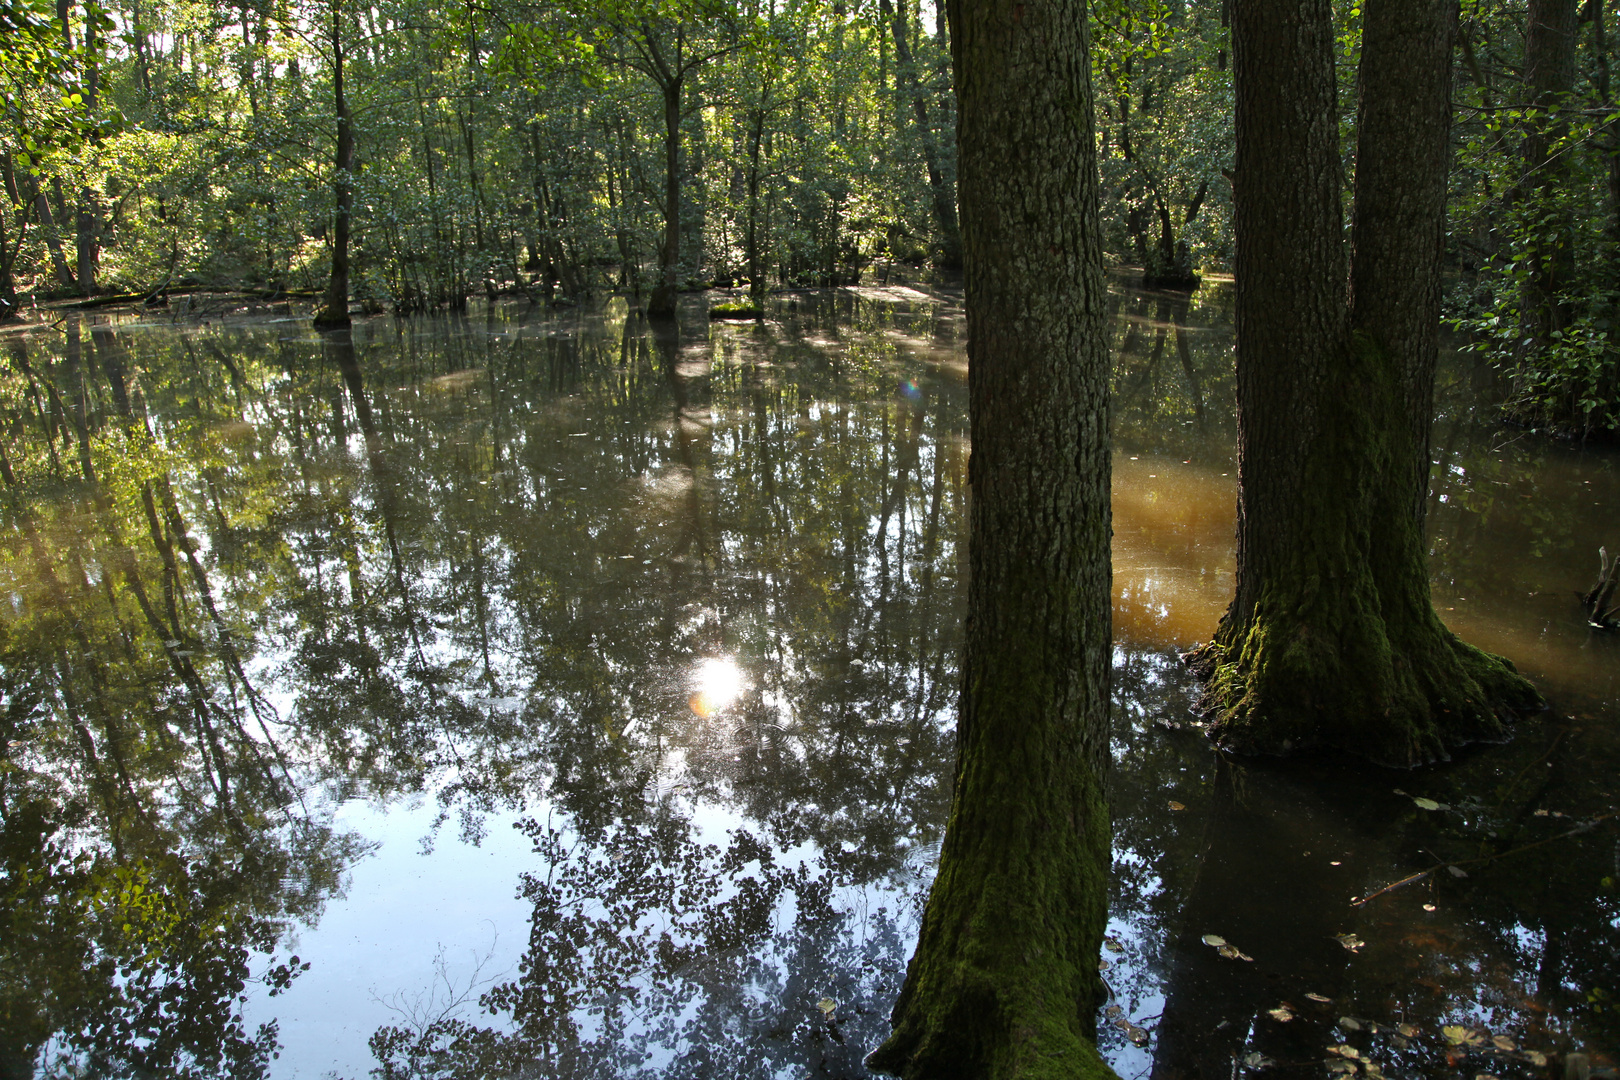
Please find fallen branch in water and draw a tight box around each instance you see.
[1582,546,1619,628]
[1352,811,1617,907]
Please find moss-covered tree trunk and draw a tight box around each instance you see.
[1188,0,1542,768]
[864,0,1115,1073]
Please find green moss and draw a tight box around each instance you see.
[708,302,763,319]
[1191,333,1544,766]
[868,564,1118,1079]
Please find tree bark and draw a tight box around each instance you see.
[648,75,683,319]
[1515,0,1580,358]
[314,0,353,330]
[882,0,962,269]
[1188,0,1542,767]
[865,0,1114,1072]
[74,0,100,297]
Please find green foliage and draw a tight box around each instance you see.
[1446,0,1620,436]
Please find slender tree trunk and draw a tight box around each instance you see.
[746,109,765,305]
[33,178,77,290]
[314,0,353,329]
[74,0,99,296]
[865,0,1114,1071]
[1514,0,1580,363]
[1188,0,1541,767]
[882,0,962,269]
[648,77,683,319]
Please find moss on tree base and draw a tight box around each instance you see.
[1187,331,1546,767]
[1187,611,1543,767]
[865,779,1117,1080]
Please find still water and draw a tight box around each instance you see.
[0,283,1614,1080]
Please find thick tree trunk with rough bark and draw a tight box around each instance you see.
[865,0,1114,1073]
[314,1,353,330]
[1188,0,1541,767]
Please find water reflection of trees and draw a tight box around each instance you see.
[6,291,1615,1078]
[4,295,968,1074]
[0,326,360,1077]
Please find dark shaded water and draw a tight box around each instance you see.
[0,283,1614,1080]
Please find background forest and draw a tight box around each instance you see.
[0,0,1616,426]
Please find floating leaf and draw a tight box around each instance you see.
[1413,797,1442,811]
[1330,1045,1361,1060]
[1126,1025,1150,1046]
[1443,1025,1470,1046]
[1340,1017,1362,1031]
[1390,1035,1410,1051]
[817,998,836,1016]
[1104,936,1125,952]
[1098,958,1111,971]
[1218,944,1255,961]
[1523,1052,1548,1067]
[1269,1005,1296,1022]
[1306,993,1333,1003]
[1423,903,1437,912]
[1168,800,1186,810]
[1243,1052,1276,1069]
[1105,1004,1123,1018]
[1474,1074,1500,1080]
[1202,934,1228,947]
[1326,1059,1358,1074]
[1335,933,1365,952]
[1397,1024,1419,1039]
[1491,1036,1516,1052]
[1447,865,1469,878]
[1363,1062,1384,1078]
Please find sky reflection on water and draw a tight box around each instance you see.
[0,283,1615,1080]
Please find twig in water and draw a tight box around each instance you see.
[1352,812,1617,907]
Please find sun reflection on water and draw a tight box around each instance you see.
[688,657,745,718]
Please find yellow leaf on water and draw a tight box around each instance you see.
[817,998,836,1016]
[1443,1025,1469,1046]
[1202,934,1227,947]
[1168,800,1186,810]
[1492,1036,1516,1051]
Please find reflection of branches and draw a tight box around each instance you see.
[372,925,509,1039]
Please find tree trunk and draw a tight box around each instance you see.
[314,0,353,330]
[864,0,1114,1072]
[648,77,682,319]
[33,179,77,291]
[74,0,100,297]
[746,108,765,304]
[1515,0,1580,359]
[882,0,962,269]
[1188,0,1541,767]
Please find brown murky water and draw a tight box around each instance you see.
[0,282,1613,1080]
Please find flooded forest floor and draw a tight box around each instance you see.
[0,282,1615,1080]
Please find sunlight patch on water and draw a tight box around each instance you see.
[689,657,746,718]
